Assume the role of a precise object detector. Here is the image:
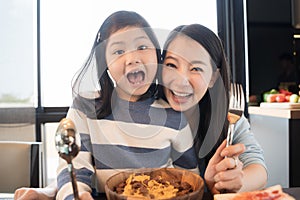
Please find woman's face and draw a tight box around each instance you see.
[162,35,214,112]
[105,27,157,101]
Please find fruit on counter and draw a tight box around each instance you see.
[263,89,278,102]
[285,95,291,102]
[289,94,299,103]
[263,93,269,102]
[279,89,292,96]
[266,94,277,103]
[275,94,286,102]
[263,88,299,103]
[270,89,279,94]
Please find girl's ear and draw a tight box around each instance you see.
[208,68,220,88]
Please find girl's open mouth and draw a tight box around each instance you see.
[127,70,145,85]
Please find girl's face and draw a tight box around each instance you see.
[105,27,157,102]
[162,35,215,112]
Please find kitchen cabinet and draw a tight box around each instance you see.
[248,106,300,187]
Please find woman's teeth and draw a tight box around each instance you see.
[172,91,192,97]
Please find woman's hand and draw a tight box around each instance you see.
[204,140,246,194]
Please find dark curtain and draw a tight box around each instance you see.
[217,0,248,116]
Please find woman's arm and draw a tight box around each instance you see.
[205,116,268,194]
[204,140,246,194]
[239,163,267,192]
[232,115,268,192]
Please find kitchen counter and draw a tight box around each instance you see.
[248,106,300,187]
[248,105,300,119]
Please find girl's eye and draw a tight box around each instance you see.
[137,45,147,50]
[165,63,177,68]
[113,49,125,55]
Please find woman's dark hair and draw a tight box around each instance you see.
[72,11,161,119]
[160,24,231,168]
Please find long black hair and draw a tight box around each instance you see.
[160,24,231,166]
[72,11,161,119]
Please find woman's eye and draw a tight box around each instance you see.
[191,66,204,72]
[137,45,147,50]
[113,49,125,55]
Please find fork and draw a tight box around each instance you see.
[226,83,245,147]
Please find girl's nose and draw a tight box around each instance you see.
[125,50,141,66]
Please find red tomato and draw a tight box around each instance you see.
[279,89,292,95]
[276,94,286,102]
[267,94,277,102]
[285,95,291,102]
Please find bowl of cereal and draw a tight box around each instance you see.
[105,168,204,200]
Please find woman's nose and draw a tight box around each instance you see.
[177,74,190,86]
[170,70,190,87]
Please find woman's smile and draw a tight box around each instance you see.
[171,90,193,102]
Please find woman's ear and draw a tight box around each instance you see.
[208,68,220,88]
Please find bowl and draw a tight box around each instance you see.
[105,168,204,200]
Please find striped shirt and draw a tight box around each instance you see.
[56,97,199,200]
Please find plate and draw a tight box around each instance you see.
[260,102,300,109]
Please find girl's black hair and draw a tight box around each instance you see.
[160,24,231,166]
[72,11,161,119]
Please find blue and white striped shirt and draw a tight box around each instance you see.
[56,97,199,200]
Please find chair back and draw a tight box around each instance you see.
[0,141,42,193]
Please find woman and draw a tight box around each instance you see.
[159,24,268,194]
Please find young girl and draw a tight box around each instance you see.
[160,24,267,194]
[55,11,198,199]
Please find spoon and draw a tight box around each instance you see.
[55,118,80,200]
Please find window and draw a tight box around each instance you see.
[0,0,36,108]
[40,0,217,107]
[0,0,36,142]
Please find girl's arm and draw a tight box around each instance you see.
[14,181,57,200]
[56,108,95,200]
